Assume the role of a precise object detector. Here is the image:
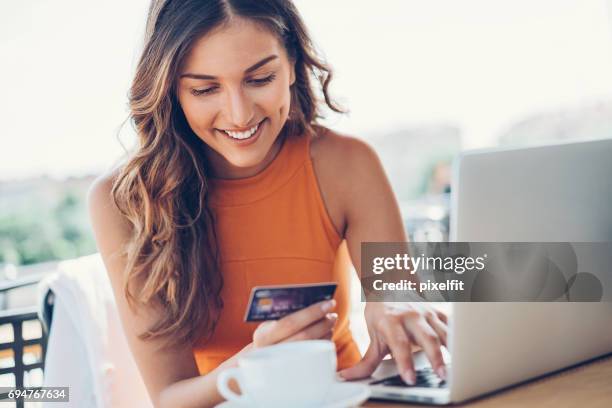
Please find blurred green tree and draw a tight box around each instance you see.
[0,188,96,266]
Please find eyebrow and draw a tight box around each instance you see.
[180,55,278,80]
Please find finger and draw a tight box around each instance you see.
[435,309,448,325]
[252,321,276,347]
[338,337,385,380]
[284,313,337,342]
[403,315,446,380]
[426,313,448,348]
[254,299,336,345]
[378,317,416,385]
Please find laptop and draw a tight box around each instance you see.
[358,137,612,404]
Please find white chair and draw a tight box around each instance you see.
[38,254,152,408]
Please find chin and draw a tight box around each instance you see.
[226,152,267,169]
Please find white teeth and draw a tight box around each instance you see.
[222,123,259,140]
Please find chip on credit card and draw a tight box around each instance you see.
[244,282,338,322]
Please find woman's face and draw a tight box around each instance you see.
[177,17,295,179]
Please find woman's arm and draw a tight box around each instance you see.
[88,173,227,408]
[310,130,448,384]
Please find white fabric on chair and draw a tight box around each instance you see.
[38,253,152,408]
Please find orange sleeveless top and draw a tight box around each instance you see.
[192,131,362,374]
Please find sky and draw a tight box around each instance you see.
[1,0,611,180]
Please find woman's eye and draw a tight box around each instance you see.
[248,73,276,86]
[189,74,276,96]
[191,86,218,96]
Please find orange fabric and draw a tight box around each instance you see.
[192,132,362,374]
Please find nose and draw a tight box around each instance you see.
[224,86,255,128]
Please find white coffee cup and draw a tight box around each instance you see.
[217,340,337,407]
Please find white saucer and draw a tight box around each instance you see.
[216,381,370,408]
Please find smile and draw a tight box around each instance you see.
[220,121,262,140]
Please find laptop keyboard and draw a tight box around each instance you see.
[369,366,448,388]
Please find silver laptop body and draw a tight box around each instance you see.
[364,137,612,404]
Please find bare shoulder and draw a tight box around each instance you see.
[88,168,118,210]
[309,126,386,197]
[308,126,387,237]
[87,166,132,259]
[309,125,381,171]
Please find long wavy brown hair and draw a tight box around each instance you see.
[112,0,345,349]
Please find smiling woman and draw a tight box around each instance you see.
[87,1,448,407]
[176,20,297,176]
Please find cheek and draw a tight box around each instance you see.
[179,96,216,133]
[257,81,292,114]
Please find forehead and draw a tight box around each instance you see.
[181,18,286,76]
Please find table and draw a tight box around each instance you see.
[362,353,612,408]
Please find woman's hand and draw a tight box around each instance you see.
[217,299,338,373]
[252,299,338,348]
[339,303,448,385]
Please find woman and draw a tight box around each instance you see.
[88,1,448,406]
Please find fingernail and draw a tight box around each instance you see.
[436,366,447,381]
[322,299,336,312]
[402,370,416,385]
[326,312,338,320]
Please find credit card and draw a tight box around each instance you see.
[244,282,338,322]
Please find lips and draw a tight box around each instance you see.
[218,119,265,140]
[216,119,266,146]
[222,124,259,140]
